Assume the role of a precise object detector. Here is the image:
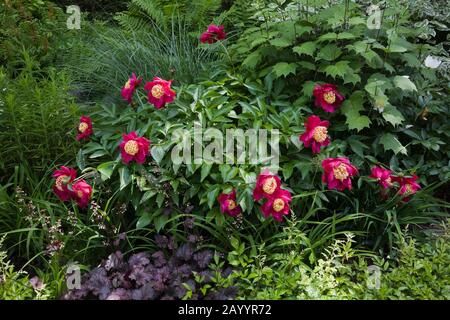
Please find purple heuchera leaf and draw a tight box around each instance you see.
[105,251,123,271]
[128,252,150,268]
[63,235,236,300]
[131,283,155,300]
[107,288,130,300]
[175,243,193,261]
[86,268,112,299]
[194,250,213,268]
[152,251,166,268]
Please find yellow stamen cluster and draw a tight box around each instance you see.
[262,177,277,195]
[78,122,89,133]
[151,84,165,99]
[333,163,349,181]
[323,91,336,104]
[313,126,328,143]
[124,140,139,156]
[55,175,67,191]
[227,200,237,211]
[77,190,84,198]
[405,184,413,194]
[124,79,131,89]
[272,198,285,212]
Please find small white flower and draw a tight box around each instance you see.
[424,55,442,69]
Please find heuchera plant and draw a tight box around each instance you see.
[63,235,236,300]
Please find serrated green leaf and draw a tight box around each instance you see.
[323,60,352,79]
[293,41,317,57]
[273,62,297,78]
[340,91,371,132]
[380,133,407,155]
[316,44,342,61]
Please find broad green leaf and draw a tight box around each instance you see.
[76,149,85,170]
[151,146,165,164]
[270,37,292,47]
[393,76,417,92]
[243,51,262,69]
[201,163,213,182]
[273,62,297,78]
[154,214,168,232]
[119,166,131,190]
[293,41,317,57]
[136,213,151,229]
[97,161,115,181]
[380,133,407,155]
[383,106,405,127]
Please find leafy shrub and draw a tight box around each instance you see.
[63,234,236,300]
[208,221,450,299]
[0,66,79,181]
[0,236,51,300]
[0,0,65,77]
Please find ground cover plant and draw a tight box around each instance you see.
[0,0,448,301]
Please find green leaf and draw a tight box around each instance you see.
[154,214,168,232]
[393,76,417,92]
[119,166,131,190]
[293,41,317,57]
[207,186,220,209]
[151,146,165,164]
[201,163,213,182]
[380,133,407,155]
[340,91,371,132]
[323,60,352,79]
[270,37,292,48]
[89,150,107,159]
[383,106,405,127]
[76,149,85,170]
[316,44,342,61]
[140,190,156,204]
[273,62,297,78]
[136,213,151,229]
[97,161,115,181]
[243,51,262,69]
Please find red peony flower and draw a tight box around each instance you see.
[76,116,93,141]
[119,132,151,165]
[299,115,331,153]
[253,170,282,201]
[322,157,358,191]
[52,166,77,202]
[261,189,292,222]
[369,166,393,189]
[121,73,142,104]
[200,24,227,44]
[72,179,92,208]
[313,84,345,113]
[218,189,242,217]
[144,77,176,109]
[391,175,421,202]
